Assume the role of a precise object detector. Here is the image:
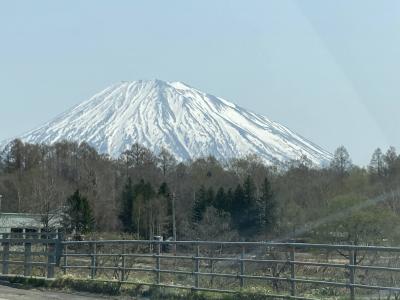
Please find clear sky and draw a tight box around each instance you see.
[0,0,399,165]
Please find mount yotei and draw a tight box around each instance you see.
[4,80,331,165]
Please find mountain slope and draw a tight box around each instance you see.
[2,80,331,165]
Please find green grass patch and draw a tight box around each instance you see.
[0,275,348,299]
[2,275,122,296]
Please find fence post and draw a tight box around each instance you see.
[63,244,67,275]
[290,247,296,297]
[156,241,161,285]
[24,242,32,276]
[121,243,126,282]
[210,259,214,287]
[240,246,245,289]
[194,245,200,289]
[91,242,97,279]
[2,233,9,275]
[47,242,55,278]
[349,249,356,300]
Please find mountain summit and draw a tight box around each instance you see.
[6,80,331,165]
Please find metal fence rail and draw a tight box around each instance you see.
[1,236,400,299]
[0,233,59,278]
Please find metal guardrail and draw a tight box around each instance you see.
[1,236,400,299]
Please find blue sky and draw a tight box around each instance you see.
[0,0,399,165]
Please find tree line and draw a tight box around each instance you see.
[1,139,400,245]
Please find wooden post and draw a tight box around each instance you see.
[194,245,200,289]
[24,242,32,276]
[91,243,97,279]
[290,247,296,297]
[47,243,55,278]
[121,244,126,282]
[156,242,161,285]
[240,246,245,288]
[349,249,356,300]
[2,233,9,275]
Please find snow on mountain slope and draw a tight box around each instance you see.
[2,80,332,165]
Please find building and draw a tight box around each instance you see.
[0,212,62,237]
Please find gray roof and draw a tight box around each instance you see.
[0,213,62,230]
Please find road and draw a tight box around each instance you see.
[0,284,136,300]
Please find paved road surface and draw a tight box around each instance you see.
[0,284,135,300]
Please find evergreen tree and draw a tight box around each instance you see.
[231,183,245,214]
[260,177,277,235]
[3,139,25,173]
[206,186,215,206]
[119,177,135,232]
[158,181,172,216]
[138,180,155,201]
[213,187,226,214]
[63,189,94,234]
[158,181,170,197]
[231,177,263,237]
[158,181,172,235]
[192,185,207,223]
[225,188,234,213]
[243,176,256,206]
[231,183,245,230]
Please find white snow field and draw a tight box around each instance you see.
[2,80,331,165]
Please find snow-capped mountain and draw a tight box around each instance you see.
[2,80,331,165]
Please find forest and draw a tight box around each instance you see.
[0,139,400,245]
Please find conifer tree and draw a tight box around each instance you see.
[158,181,172,235]
[231,183,245,230]
[206,186,215,206]
[63,189,94,234]
[213,187,226,214]
[243,176,256,206]
[192,185,207,223]
[119,177,135,232]
[232,183,245,213]
[231,177,263,236]
[225,188,234,213]
[158,182,170,197]
[260,177,277,235]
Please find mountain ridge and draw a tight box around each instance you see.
[1,80,332,165]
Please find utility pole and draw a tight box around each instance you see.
[0,194,3,212]
[172,192,177,255]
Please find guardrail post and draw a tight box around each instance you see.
[91,242,97,279]
[195,245,200,289]
[290,247,296,297]
[240,246,245,288]
[47,242,55,278]
[156,241,161,285]
[210,259,214,287]
[2,233,9,275]
[349,249,356,300]
[121,244,126,282]
[24,242,32,276]
[55,234,63,267]
[63,244,68,275]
